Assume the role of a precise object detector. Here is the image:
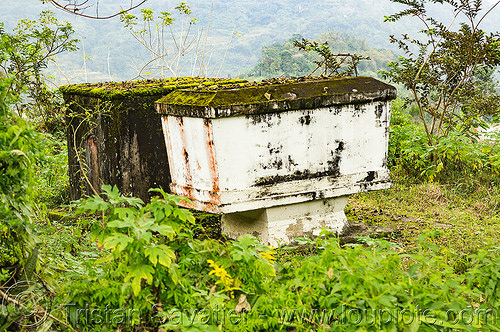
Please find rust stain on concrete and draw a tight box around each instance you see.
[204,118,221,205]
[176,116,193,198]
[87,135,99,192]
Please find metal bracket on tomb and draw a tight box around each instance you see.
[156,77,396,246]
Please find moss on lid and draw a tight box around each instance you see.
[59,77,248,100]
[157,76,397,118]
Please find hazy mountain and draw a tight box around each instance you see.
[1,0,498,83]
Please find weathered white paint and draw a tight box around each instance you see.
[157,78,395,244]
[222,196,348,247]
[162,101,391,210]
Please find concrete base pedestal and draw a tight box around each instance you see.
[221,196,348,246]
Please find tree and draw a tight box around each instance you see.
[0,11,78,133]
[119,3,232,78]
[293,38,370,77]
[246,35,315,78]
[43,0,148,19]
[245,32,395,79]
[381,0,500,147]
[120,4,197,78]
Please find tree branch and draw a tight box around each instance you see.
[476,1,500,29]
[46,0,148,19]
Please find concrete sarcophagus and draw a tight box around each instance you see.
[156,77,396,245]
[61,78,245,201]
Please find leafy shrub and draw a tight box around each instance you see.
[381,0,500,144]
[239,235,480,331]
[63,186,190,326]
[0,75,39,268]
[1,16,73,328]
[0,12,77,135]
[467,246,500,311]
[0,9,77,269]
[57,185,500,332]
[32,135,69,209]
[62,186,276,330]
[389,99,500,183]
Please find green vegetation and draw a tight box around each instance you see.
[0,11,77,136]
[245,32,396,80]
[350,99,500,253]
[389,98,500,182]
[6,182,498,331]
[1,1,500,331]
[380,0,500,178]
[0,9,75,270]
[0,82,39,269]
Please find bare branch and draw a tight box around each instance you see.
[46,0,148,19]
[476,1,500,29]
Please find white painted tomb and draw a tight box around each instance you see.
[156,77,396,246]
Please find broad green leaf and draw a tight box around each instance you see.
[113,207,137,220]
[149,223,175,236]
[122,195,144,208]
[173,208,195,223]
[76,196,109,213]
[124,264,155,296]
[408,317,420,332]
[103,233,133,251]
[145,245,176,267]
[236,234,258,248]
[170,264,180,285]
[107,217,135,229]
[101,184,113,195]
